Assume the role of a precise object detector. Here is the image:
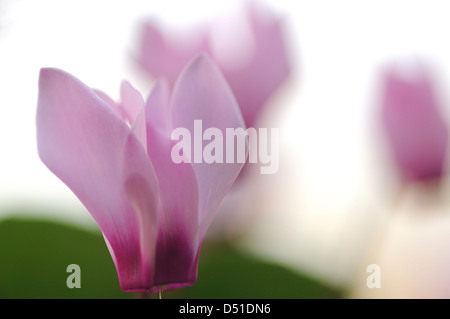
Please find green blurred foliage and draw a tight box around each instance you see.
[0,217,342,299]
[0,217,127,299]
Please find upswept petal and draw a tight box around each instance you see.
[381,63,449,182]
[145,79,171,133]
[130,103,148,153]
[93,89,128,122]
[170,55,247,242]
[144,80,199,290]
[36,68,159,291]
[120,80,145,125]
[94,84,147,151]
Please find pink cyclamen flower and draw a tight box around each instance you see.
[37,55,246,292]
[137,1,290,128]
[381,61,449,183]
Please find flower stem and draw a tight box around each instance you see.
[137,291,152,299]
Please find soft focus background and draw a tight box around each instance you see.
[2,0,450,298]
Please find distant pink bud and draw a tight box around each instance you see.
[136,1,291,128]
[381,60,449,183]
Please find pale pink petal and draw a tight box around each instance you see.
[144,79,200,289]
[145,79,171,133]
[122,168,159,288]
[120,80,145,125]
[93,89,128,122]
[131,106,148,153]
[95,85,147,150]
[170,54,247,242]
[37,68,159,291]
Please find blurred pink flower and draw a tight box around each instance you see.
[381,61,449,183]
[136,1,291,128]
[36,55,246,292]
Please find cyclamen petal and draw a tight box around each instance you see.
[36,55,246,292]
[137,1,291,128]
[144,80,200,290]
[171,55,247,240]
[37,68,159,291]
[381,61,449,183]
[120,80,146,125]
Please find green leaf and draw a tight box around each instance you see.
[166,242,342,299]
[0,217,342,299]
[0,217,129,299]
